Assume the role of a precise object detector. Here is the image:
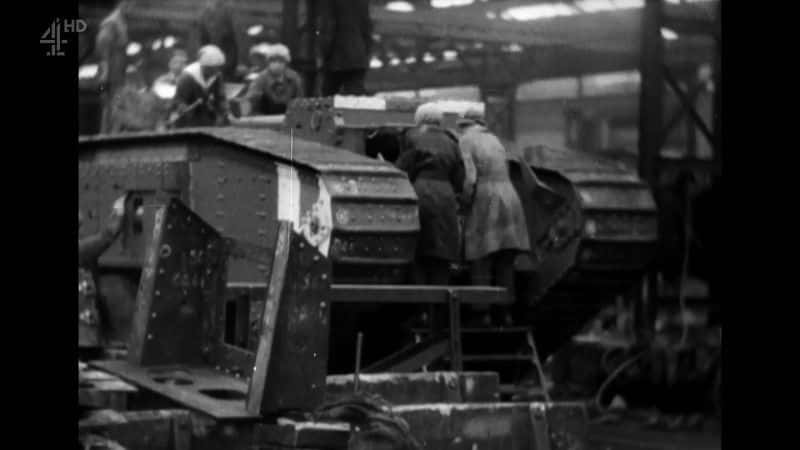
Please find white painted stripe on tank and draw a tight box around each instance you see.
[333,95,387,110]
[296,177,333,257]
[276,163,301,227]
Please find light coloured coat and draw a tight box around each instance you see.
[459,125,531,260]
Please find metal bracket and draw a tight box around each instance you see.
[99,201,333,420]
[247,220,333,415]
[246,222,291,415]
[662,65,714,147]
[128,198,228,367]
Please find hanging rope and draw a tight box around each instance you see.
[593,349,648,412]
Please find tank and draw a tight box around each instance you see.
[79,127,419,348]
[79,96,658,374]
[519,145,658,356]
[283,97,659,358]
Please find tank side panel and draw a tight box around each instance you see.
[188,142,322,285]
[189,142,277,284]
[79,154,101,239]
[78,142,190,268]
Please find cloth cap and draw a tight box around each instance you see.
[269,43,291,63]
[198,45,226,67]
[249,43,272,58]
[457,107,486,127]
[414,102,443,126]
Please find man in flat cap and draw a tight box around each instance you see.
[170,45,231,127]
[244,43,305,115]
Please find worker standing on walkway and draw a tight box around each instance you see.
[457,108,530,325]
[318,0,373,96]
[396,103,465,285]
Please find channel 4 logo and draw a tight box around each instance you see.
[41,18,87,56]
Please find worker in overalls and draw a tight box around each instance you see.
[396,103,465,285]
[244,43,305,115]
[457,108,530,325]
[79,195,130,357]
[170,45,230,127]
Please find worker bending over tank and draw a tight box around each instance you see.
[244,43,305,115]
[457,109,531,325]
[170,45,231,127]
[395,103,465,285]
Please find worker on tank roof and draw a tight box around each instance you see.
[170,45,231,128]
[395,103,465,285]
[244,43,305,115]
[110,65,167,132]
[457,108,530,325]
[245,43,272,82]
[318,0,372,96]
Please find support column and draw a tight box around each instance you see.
[636,0,665,343]
[281,0,299,57]
[637,0,665,185]
[712,0,721,171]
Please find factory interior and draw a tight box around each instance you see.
[77,1,721,449]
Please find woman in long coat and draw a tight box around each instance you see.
[396,103,465,285]
[458,109,530,319]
